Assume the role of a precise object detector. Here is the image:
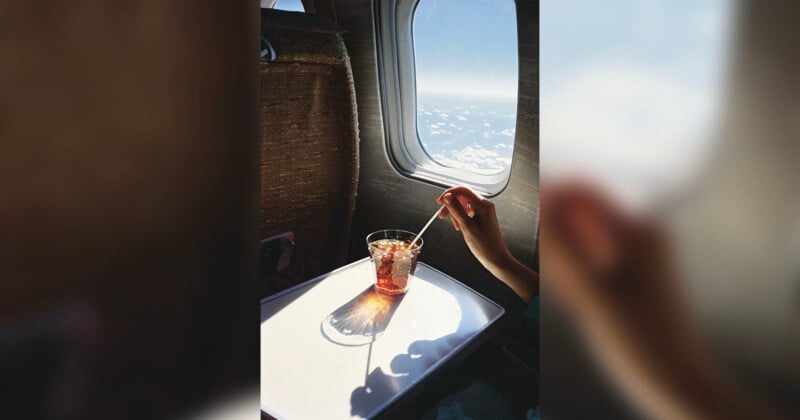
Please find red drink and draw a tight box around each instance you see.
[367,231,422,295]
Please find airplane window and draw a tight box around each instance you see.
[413,0,518,176]
[266,0,305,12]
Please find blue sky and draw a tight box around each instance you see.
[414,0,518,98]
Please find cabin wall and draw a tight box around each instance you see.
[335,0,539,313]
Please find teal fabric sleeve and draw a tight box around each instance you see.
[524,296,539,322]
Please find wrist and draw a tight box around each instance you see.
[486,247,515,273]
[486,249,538,304]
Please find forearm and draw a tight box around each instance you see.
[484,251,539,304]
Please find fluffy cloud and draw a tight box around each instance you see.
[431,145,511,174]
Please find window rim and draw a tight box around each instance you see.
[374,0,518,197]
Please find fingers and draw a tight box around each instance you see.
[451,215,461,231]
[542,184,609,271]
[459,195,476,218]
[437,186,488,232]
[443,192,474,231]
[438,186,483,218]
[438,206,449,219]
[541,182,642,278]
[565,197,621,271]
[437,201,461,230]
[440,186,483,203]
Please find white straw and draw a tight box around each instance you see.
[407,204,446,251]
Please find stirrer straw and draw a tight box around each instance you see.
[407,204,446,251]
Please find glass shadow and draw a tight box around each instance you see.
[320,286,406,346]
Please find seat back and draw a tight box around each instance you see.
[260,9,359,295]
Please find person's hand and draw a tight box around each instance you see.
[436,186,512,273]
[540,183,677,321]
[540,182,780,419]
[437,186,539,303]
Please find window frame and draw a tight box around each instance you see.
[374,0,517,196]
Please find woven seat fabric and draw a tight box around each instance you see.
[260,11,359,295]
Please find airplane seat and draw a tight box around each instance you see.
[259,8,359,296]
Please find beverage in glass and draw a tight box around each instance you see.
[366,230,422,295]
